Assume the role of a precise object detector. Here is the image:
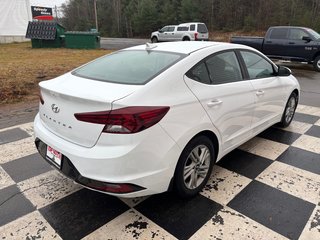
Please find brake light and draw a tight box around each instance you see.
[74,106,170,134]
[194,32,198,40]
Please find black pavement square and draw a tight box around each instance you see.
[305,125,320,138]
[276,146,320,175]
[2,153,52,183]
[135,193,222,240]
[0,128,30,145]
[39,188,129,240]
[217,149,273,179]
[0,185,35,226]
[258,127,301,145]
[227,181,315,240]
[294,112,320,124]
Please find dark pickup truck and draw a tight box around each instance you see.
[231,26,320,71]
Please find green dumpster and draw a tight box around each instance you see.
[26,21,65,48]
[64,31,100,49]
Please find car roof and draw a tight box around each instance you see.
[270,26,311,31]
[126,41,234,55]
[178,22,205,26]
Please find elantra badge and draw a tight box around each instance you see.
[51,104,60,113]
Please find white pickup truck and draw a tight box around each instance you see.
[151,22,209,43]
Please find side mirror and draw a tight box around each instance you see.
[277,65,292,76]
[158,30,163,33]
[302,36,312,42]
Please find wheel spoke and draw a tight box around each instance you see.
[198,164,209,171]
[199,147,209,165]
[190,148,200,163]
[191,170,198,188]
[197,168,208,178]
[184,165,194,180]
[187,171,194,189]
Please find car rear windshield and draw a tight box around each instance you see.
[197,24,208,33]
[72,50,185,85]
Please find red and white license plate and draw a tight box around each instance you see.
[46,145,62,168]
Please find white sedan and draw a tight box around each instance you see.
[34,41,300,198]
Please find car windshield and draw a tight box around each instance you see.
[73,50,185,85]
[307,29,320,40]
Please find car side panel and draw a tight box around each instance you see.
[184,77,255,154]
[250,76,287,134]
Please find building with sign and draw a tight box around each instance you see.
[0,0,56,44]
[0,0,32,43]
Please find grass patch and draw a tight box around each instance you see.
[0,42,111,104]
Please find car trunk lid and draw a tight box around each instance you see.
[39,73,140,148]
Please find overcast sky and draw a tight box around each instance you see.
[30,0,67,8]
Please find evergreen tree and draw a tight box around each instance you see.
[133,0,159,35]
[180,0,200,22]
[61,0,320,37]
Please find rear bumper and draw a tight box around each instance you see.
[33,113,181,197]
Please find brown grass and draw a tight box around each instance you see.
[0,42,111,104]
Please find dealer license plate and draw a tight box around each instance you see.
[46,145,62,168]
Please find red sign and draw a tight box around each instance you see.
[31,6,53,21]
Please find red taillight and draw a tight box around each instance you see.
[194,32,198,40]
[86,182,142,193]
[39,92,44,105]
[74,111,110,124]
[74,106,170,134]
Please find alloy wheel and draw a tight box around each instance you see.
[183,145,211,189]
[285,96,296,123]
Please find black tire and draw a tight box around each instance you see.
[278,92,298,128]
[313,55,320,72]
[173,135,215,198]
[151,37,158,43]
[183,37,190,41]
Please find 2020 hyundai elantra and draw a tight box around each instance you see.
[34,41,300,198]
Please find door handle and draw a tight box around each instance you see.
[207,99,223,107]
[266,41,272,43]
[289,42,295,44]
[256,90,265,96]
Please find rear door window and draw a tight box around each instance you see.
[167,26,175,32]
[189,24,195,31]
[269,28,288,39]
[186,62,211,84]
[206,51,242,84]
[177,26,189,31]
[187,51,243,85]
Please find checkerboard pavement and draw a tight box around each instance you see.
[0,104,319,240]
